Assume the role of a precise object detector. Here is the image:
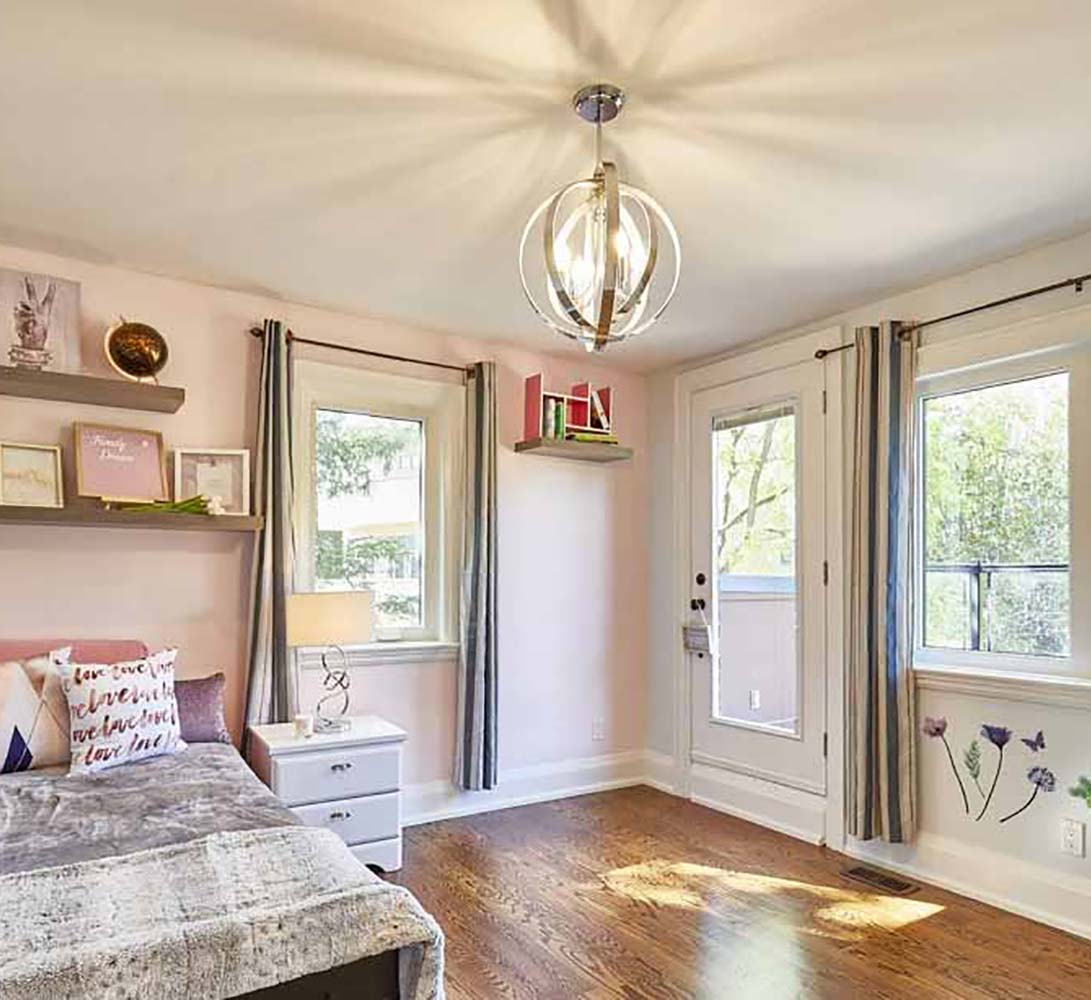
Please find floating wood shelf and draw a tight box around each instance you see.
[0,366,185,413]
[514,437,633,463]
[0,503,262,533]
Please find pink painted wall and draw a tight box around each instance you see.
[0,244,649,784]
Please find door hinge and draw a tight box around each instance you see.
[823,732,829,759]
[822,560,829,586]
[822,389,827,414]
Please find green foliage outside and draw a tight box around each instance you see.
[314,410,422,625]
[715,411,795,577]
[923,373,1069,656]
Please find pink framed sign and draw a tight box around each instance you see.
[74,422,169,502]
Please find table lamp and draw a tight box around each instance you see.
[286,591,373,732]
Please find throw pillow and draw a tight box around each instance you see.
[61,647,187,774]
[0,647,72,773]
[175,672,231,744]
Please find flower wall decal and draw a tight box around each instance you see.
[1071,776,1091,809]
[1000,767,1057,824]
[921,717,969,814]
[923,720,1060,826]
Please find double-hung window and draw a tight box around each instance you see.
[294,360,463,650]
[914,314,1090,677]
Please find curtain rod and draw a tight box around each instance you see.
[248,326,473,377]
[813,272,1090,360]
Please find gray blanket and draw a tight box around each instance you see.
[0,825,444,1000]
[0,743,296,875]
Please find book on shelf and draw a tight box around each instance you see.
[565,431,619,445]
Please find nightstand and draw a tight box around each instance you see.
[248,715,408,871]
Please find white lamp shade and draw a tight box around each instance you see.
[285,591,373,648]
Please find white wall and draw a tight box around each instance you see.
[648,227,1091,938]
[0,243,650,801]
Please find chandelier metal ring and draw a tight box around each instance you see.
[518,83,680,353]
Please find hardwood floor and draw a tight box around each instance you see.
[390,786,1091,999]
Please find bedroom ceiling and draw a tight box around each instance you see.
[2,1,1091,371]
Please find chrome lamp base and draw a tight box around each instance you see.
[315,645,352,733]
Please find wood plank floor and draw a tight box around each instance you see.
[390,786,1091,999]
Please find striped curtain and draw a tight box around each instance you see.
[244,319,297,733]
[454,362,499,790]
[847,322,919,843]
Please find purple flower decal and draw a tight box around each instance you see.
[1028,767,1057,792]
[981,725,1012,749]
[1001,767,1057,823]
[922,717,948,738]
[923,717,968,814]
[975,725,1012,821]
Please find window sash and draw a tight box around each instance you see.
[292,360,463,646]
[913,338,1088,678]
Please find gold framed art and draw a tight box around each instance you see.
[73,422,168,502]
[0,442,64,508]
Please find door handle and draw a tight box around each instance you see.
[690,598,706,611]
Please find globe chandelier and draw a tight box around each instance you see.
[519,83,681,353]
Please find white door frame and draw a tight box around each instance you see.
[669,327,847,848]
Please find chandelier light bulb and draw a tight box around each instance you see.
[519,84,680,353]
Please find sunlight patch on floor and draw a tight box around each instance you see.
[599,860,944,938]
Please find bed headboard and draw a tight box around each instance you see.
[0,639,148,662]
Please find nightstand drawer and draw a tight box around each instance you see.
[293,791,400,846]
[272,743,400,806]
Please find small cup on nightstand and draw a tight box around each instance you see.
[293,713,314,739]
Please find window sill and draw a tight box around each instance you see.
[297,641,459,669]
[913,663,1091,709]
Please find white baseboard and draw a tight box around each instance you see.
[845,832,1091,942]
[402,749,650,827]
[641,749,676,794]
[688,760,827,845]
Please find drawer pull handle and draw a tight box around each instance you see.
[329,810,351,822]
[330,762,353,773]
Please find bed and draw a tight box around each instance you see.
[0,639,443,1000]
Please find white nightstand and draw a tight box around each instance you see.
[248,715,408,871]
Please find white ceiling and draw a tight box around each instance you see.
[2,1,1091,371]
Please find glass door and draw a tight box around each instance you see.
[690,362,827,795]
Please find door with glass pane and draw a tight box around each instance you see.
[690,362,827,794]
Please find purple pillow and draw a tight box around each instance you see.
[175,673,231,744]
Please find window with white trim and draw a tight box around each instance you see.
[915,325,1090,677]
[294,360,463,645]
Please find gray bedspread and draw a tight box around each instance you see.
[0,743,297,875]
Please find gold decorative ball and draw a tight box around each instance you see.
[104,320,169,381]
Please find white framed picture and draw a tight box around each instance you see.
[174,449,250,515]
[1,268,81,372]
[0,442,64,508]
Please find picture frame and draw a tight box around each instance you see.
[74,423,168,502]
[174,448,250,515]
[0,442,64,508]
[0,267,81,372]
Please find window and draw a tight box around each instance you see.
[921,373,1069,659]
[915,316,1091,678]
[294,361,463,646]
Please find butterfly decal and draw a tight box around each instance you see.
[1021,730,1046,752]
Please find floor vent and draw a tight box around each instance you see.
[840,865,920,896]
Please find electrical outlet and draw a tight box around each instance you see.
[591,717,605,742]
[1062,818,1086,858]
[749,689,761,711]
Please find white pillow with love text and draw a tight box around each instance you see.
[59,648,187,775]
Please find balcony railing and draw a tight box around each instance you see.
[924,561,1068,652]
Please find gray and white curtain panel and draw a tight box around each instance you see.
[245,319,297,733]
[455,362,499,791]
[847,321,920,843]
